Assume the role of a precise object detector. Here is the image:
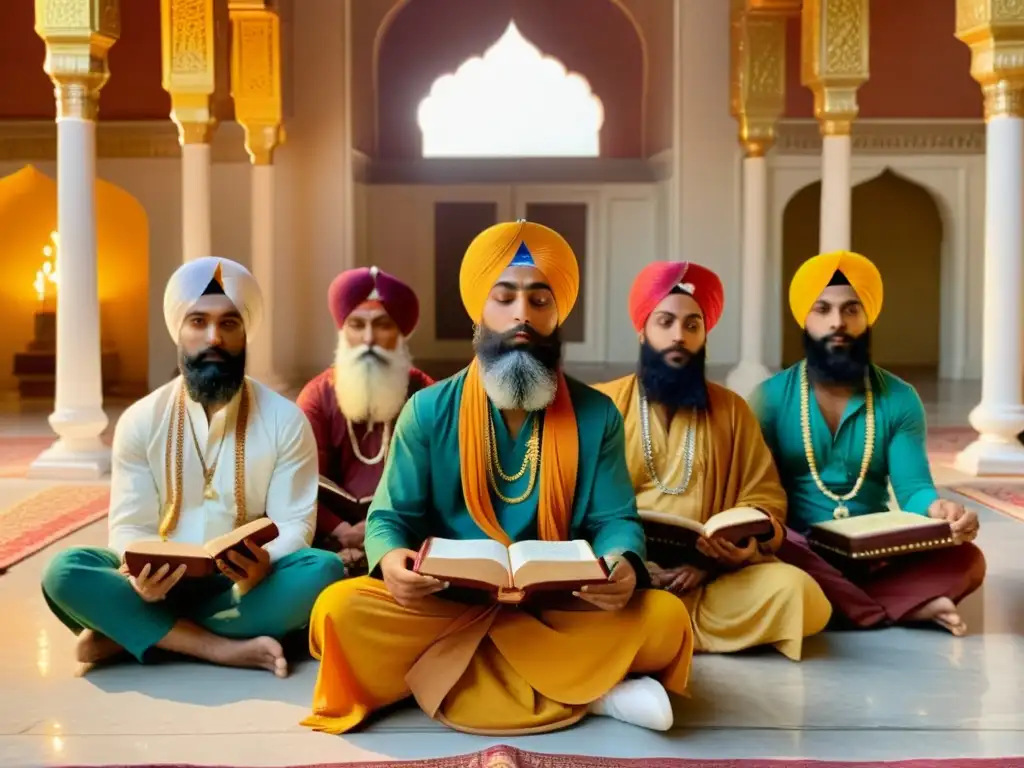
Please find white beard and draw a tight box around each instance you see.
[333,336,413,425]
[480,350,557,412]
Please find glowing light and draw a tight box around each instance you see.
[36,629,50,678]
[33,230,60,306]
[417,21,604,158]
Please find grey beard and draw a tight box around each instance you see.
[479,350,557,412]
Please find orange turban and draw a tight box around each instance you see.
[789,251,884,328]
[459,220,580,325]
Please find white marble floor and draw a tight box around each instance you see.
[2,375,1024,766]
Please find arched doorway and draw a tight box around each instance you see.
[0,165,150,401]
[780,169,944,376]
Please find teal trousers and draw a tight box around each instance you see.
[41,546,345,662]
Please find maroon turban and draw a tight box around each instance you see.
[328,266,419,336]
[628,261,725,333]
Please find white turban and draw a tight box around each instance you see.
[163,257,264,341]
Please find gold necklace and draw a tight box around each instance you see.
[484,411,539,504]
[160,382,250,539]
[799,360,875,520]
[186,408,227,500]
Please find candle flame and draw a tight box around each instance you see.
[34,231,59,304]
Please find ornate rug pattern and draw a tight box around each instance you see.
[0,484,110,572]
[951,484,1024,523]
[65,745,1024,767]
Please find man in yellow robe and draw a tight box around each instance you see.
[595,261,831,661]
[301,221,693,736]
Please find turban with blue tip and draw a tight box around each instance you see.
[459,220,580,325]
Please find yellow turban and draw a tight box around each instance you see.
[789,250,883,328]
[459,220,580,325]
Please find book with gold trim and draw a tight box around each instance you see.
[807,510,955,560]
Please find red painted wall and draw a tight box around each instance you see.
[785,0,982,119]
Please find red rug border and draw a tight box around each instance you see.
[43,742,1024,768]
[0,487,110,571]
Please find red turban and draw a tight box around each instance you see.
[328,266,419,336]
[628,261,725,333]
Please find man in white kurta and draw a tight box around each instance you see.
[41,257,345,676]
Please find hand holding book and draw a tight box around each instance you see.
[572,555,636,611]
[380,548,448,608]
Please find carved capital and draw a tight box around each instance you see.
[34,0,120,120]
[801,0,870,135]
[731,8,786,154]
[161,0,219,135]
[229,2,283,164]
[956,0,1024,119]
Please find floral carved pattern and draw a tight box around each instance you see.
[169,0,211,73]
[995,0,1024,20]
[236,19,276,99]
[43,0,89,28]
[824,0,867,74]
[746,18,785,103]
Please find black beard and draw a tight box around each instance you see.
[803,328,872,385]
[179,346,247,407]
[638,341,709,411]
[473,323,562,373]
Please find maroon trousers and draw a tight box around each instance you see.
[777,529,987,628]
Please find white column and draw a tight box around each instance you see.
[955,115,1024,475]
[246,163,286,390]
[29,117,111,479]
[181,141,213,262]
[726,153,771,398]
[818,134,852,253]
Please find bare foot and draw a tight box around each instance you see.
[210,636,289,677]
[907,597,967,636]
[76,630,126,664]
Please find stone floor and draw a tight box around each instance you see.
[1,371,1023,766]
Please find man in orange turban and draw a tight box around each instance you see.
[752,251,985,635]
[595,262,830,661]
[302,221,693,736]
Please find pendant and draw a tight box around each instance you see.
[203,480,218,501]
[833,504,850,520]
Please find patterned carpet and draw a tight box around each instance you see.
[951,484,1024,523]
[0,484,110,572]
[95,746,1024,767]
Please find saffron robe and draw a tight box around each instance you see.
[296,367,433,539]
[302,370,694,735]
[751,364,986,627]
[594,376,831,661]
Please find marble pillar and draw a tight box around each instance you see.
[801,0,869,253]
[161,0,219,263]
[954,1,1024,475]
[29,0,119,479]
[726,3,789,398]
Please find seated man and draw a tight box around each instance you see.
[595,261,830,661]
[751,250,986,636]
[302,221,693,736]
[297,267,433,572]
[41,257,345,675]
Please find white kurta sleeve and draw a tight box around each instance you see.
[108,402,163,555]
[261,407,319,562]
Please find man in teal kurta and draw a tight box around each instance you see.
[751,251,986,635]
[301,220,693,737]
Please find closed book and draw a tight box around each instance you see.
[412,537,610,605]
[807,510,955,560]
[640,506,775,568]
[123,517,279,578]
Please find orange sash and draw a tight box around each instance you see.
[458,358,579,544]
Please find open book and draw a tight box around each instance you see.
[808,510,955,560]
[640,507,775,568]
[123,517,279,578]
[413,537,610,604]
[318,474,373,506]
